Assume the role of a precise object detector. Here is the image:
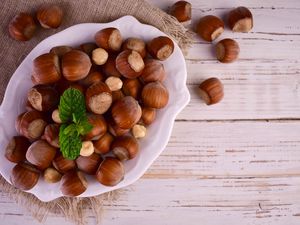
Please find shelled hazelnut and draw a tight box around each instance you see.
[196,15,224,42]
[43,167,62,183]
[132,124,147,139]
[198,77,224,105]
[92,48,109,65]
[8,13,37,41]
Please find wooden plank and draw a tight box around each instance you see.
[1,177,300,225]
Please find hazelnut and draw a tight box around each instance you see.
[140,59,166,83]
[170,1,192,24]
[43,124,60,148]
[108,120,130,137]
[93,133,114,154]
[15,112,26,134]
[112,90,125,102]
[94,27,123,52]
[105,77,123,91]
[79,43,98,56]
[228,6,253,32]
[141,81,169,109]
[111,96,142,129]
[147,36,174,60]
[51,109,62,123]
[37,5,63,29]
[60,170,88,196]
[122,78,142,99]
[96,157,124,186]
[52,153,76,173]
[26,140,57,170]
[50,46,73,57]
[80,141,94,157]
[132,124,147,139]
[85,82,112,114]
[10,162,40,190]
[122,79,142,99]
[141,107,156,125]
[76,153,102,175]
[196,15,224,42]
[111,135,139,161]
[216,38,240,63]
[92,48,109,65]
[25,100,35,111]
[62,50,92,81]
[84,114,107,141]
[43,167,62,183]
[122,38,146,58]
[198,77,224,105]
[27,85,59,111]
[103,55,122,77]
[116,50,145,79]
[32,53,61,85]
[5,136,30,163]
[8,13,37,41]
[54,78,85,95]
[79,68,104,88]
[19,110,47,140]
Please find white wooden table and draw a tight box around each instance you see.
[1,0,300,224]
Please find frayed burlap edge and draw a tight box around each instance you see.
[0,175,123,224]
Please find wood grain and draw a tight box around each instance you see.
[1,0,300,225]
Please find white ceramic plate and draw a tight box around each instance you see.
[0,16,190,202]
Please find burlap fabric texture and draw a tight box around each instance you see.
[0,0,192,224]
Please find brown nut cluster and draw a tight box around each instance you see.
[7,27,173,196]
[8,5,63,41]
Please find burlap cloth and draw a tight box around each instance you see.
[0,0,192,224]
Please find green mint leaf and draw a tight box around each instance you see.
[63,123,78,136]
[76,116,93,135]
[58,88,86,123]
[59,124,82,160]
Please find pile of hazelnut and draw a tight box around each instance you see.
[5,27,175,196]
[9,5,63,41]
[169,1,254,105]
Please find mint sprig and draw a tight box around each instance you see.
[58,88,93,160]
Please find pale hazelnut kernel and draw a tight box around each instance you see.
[105,77,123,91]
[52,109,62,123]
[92,48,109,65]
[80,141,94,156]
[132,124,147,138]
